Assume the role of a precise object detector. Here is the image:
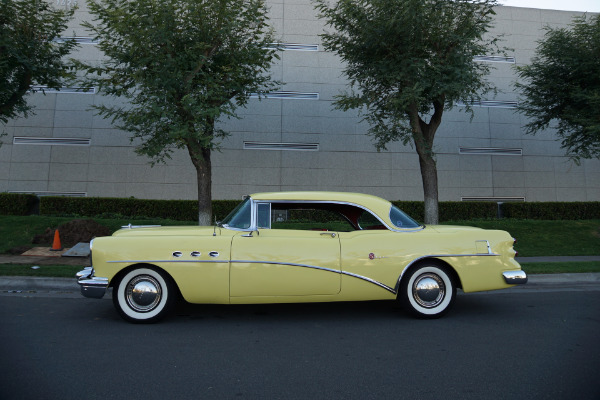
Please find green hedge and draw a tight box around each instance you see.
[0,193,38,215]
[392,201,499,223]
[502,202,600,220]
[40,196,241,222]
[11,195,600,221]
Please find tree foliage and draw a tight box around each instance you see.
[0,0,76,124]
[515,15,600,162]
[314,0,502,224]
[75,0,279,224]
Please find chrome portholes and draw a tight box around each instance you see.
[125,275,162,313]
[412,273,445,309]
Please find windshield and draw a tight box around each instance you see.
[389,205,421,229]
[220,197,252,229]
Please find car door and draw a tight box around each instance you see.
[229,228,341,298]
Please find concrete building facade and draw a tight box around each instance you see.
[1,2,598,202]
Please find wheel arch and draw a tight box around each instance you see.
[109,263,182,297]
[396,257,462,295]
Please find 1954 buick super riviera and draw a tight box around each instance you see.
[77,191,527,323]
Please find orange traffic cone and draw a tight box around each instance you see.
[50,229,63,251]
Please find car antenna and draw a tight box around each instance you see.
[213,217,218,236]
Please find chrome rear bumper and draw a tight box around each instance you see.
[503,270,528,285]
[77,267,108,299]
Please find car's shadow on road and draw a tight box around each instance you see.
[172,299,405,322]
[71,290,528,325]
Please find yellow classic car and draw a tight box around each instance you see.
[77,191,527,323]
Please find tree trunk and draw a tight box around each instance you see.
[418,152,439,225]
[186,139,212,226]
[408,101,443,225]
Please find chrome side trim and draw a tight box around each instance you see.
[340,271,396,294]
[503,270,528,285]
[230,260,340,275]
[122,224,162,229]
[230,260,397,294]
[107,260,229,264]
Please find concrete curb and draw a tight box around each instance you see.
[2,273,600,293]
[0,276,79,291]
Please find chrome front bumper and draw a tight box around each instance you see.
[76,267,109,299]
[503,270,528,285]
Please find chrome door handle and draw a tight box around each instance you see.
[320,232,336,238]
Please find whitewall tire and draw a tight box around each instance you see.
[400,263,456,318]
[113,267,175,323]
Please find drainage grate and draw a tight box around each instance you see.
[461,197,525,202]
[13,137,91,146]
[457,100,518,109]
[266,43,319,51]
[473,55,516,63]
[244,142,319,151]
[8,191,87,197]
[459,147,522,156]
[250,91,319,100]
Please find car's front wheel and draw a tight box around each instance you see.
[400,263,456,318]
[113,267,175,323]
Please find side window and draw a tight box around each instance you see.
[357,210,386,230]
[269,205,355,232]
[257,203,271,229]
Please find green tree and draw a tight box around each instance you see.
[515,15,600,162]
[75,0,279,224]
[314,0,503,224]
[0,0,76,124]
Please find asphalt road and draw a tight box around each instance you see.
[1,288,599,400]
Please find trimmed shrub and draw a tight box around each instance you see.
[393,201,498,222]
[39,196,242,222]
[213,200,243,221]
[31,195,600,221]
[0,193,38,215]
[503,202,600,220]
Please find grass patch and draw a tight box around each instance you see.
[443,219,600,257]
[0,215,195,254]
[521,262,600,275]
[0,264,82,278]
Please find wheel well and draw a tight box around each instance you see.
[399,258,462,292]
[109,263,182,296]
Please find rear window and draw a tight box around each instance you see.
[389,205,421,229]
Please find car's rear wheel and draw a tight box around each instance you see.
[113,267,175,323]
[400,262,456,318]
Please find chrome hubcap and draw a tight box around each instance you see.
[412,273,445,308]
[126,275,161,312]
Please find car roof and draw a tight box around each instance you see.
[250,191,393,220]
